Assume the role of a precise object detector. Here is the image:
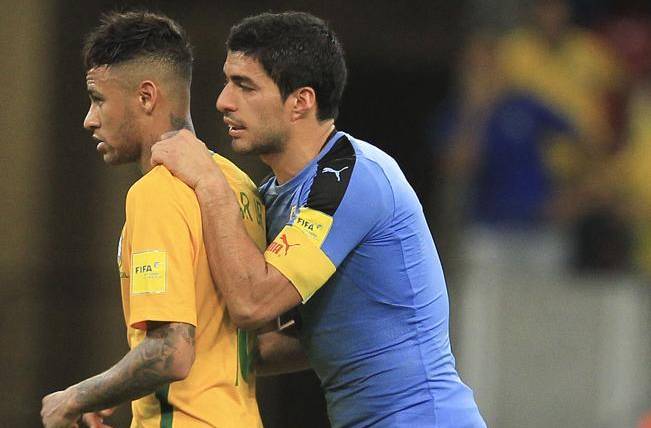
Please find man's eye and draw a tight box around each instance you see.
[237,82,253,91]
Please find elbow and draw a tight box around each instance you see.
[230,305,273,330]
[167,346,195,381]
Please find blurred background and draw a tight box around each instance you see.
[2,0,651,426]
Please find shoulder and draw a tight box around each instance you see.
[339,133,401,190]
[305,134,355,215]
[306,133,396,215]
[129,165,188,191]
[210,153,260,195]
[126,165,197,212]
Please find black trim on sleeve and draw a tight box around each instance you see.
[306,135,356,216]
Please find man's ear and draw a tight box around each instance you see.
[137,80,158,114]
[290,86,317,121]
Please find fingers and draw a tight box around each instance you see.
[82,412,113,428]
[150,138,174,166]
[81,413,100,427]
[151,130,189,167]
[150,131,210,169]
[98,408,115,417]
[150,146,165,166]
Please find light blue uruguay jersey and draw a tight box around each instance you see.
[260,131,485,428]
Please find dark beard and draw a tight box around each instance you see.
[112,111,142,164]
[236,132,286,156]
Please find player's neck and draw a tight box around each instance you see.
[262,120,335,184]
[138,111,194,175]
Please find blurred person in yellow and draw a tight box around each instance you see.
[40,10,264,428]
[497,0,624,151]
[617,68,651,277]
[495,0,626,214]
[495,0,630,270]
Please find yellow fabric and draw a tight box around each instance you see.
[292,207,333,246]
[131,250,168,294]
[497,28,622,146]
[264,224,336,302]
[118,154,265,428]
[619,88,651,276]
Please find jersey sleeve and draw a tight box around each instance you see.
[264,137,394,302]
[124,167,198,330]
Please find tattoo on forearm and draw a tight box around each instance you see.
[71,322,195,413]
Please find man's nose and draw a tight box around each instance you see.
[216,84,235,113]
[83,105,99,131]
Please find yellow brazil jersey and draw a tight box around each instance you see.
[117,154,266,428]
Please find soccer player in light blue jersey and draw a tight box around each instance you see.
[152,11,485,428]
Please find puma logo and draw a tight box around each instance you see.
[322,166,349,181]
[279,234,300,256]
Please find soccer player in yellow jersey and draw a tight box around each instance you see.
[40,11,264,428]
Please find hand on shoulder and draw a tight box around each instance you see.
[151,129,216,189]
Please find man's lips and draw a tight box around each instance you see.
[228,127,245,138]
[223,118,245,137]
[93,135,107,152]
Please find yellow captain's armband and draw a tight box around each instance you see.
[264,226,335,302]
[131,250,167,294]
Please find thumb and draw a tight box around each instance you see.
[151,150,163,167]
[150,142,167,167]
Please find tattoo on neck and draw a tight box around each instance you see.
[170,114,192,132]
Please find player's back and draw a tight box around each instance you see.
[119,155,265,427]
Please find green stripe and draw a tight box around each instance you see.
[154,384,173,428]
[237,328,252,384]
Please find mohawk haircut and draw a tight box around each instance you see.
[83,10,193,82]
[227,11,347,121]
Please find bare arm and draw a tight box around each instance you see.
[41,322,195,427]
[196,178,301,328]
[254,330,310,376]
[151,131,302,329]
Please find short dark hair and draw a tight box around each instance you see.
[83,10,193,82]
[227,11,347,121]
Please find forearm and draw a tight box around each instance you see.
[67,322,195,413]
[195,177,298,328]
[151,131,301,328]
[197,176,267,288]
[255,330,310,376]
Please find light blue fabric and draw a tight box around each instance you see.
[260,131,485,428]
